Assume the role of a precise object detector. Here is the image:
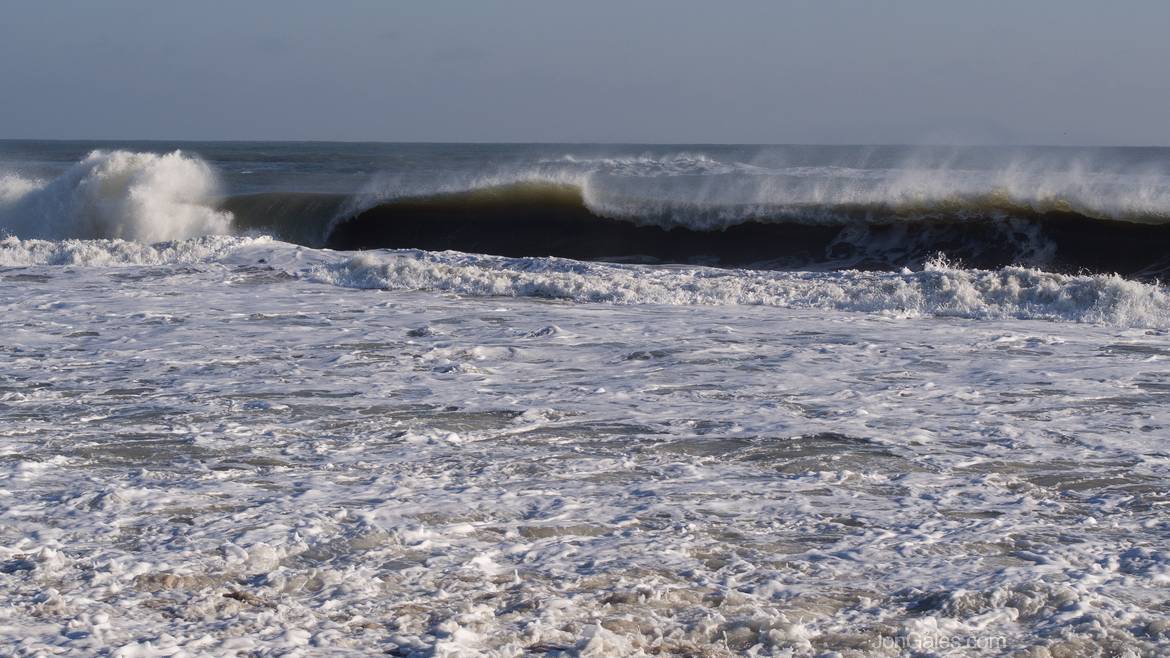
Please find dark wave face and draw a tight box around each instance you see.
[316,183,1170,278]
[222,192,350,248]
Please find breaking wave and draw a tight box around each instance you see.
[321,182,1170,277]
[4,149,1170,277]
[0,150,231,243]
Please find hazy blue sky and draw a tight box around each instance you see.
[2,1,1168,145]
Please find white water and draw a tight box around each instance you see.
[0,235,268,268]
[1,243,1168,656]
[2,236,1167,329]
[307,250,1170,328]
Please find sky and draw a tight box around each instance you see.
[1,0,1168,145]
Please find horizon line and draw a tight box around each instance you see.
[2,137,1169,149]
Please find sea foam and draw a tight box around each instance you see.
[4,233,1166,329]
[0,235,268,268]
[300,248,1170,329]
[3,232,1166,329]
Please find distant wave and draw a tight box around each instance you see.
[5,151,1170,277]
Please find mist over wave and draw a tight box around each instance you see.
[341,149,1170,228]
[0,172,43,203]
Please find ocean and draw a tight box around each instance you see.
[1,141,1168,656]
